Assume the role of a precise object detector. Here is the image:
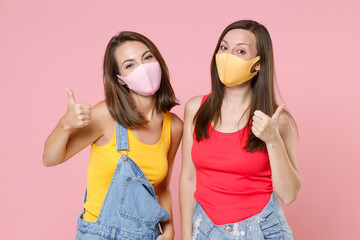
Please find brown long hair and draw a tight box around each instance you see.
[194,20,296,152]
[103,31,179,127]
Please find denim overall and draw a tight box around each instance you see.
[191,193,293,240]
[75,122,170,240]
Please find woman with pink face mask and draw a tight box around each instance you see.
[180,20,300,239]
[43,31,183,240]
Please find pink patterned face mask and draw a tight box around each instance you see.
[116,61,162,96]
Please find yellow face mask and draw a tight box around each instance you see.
[215,53,260,86]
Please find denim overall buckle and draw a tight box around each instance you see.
[120,154,127,162]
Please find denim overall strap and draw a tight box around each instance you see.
[115,121,129,152]
[114,121,159,201]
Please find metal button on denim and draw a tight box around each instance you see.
[226,226,232,232]
[240,230,245,235]
[121,154,127,161]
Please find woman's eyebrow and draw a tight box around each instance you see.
[122,58,134,66]
[236,42,249,46]
[142,50,151,57]
[222,39,249,46]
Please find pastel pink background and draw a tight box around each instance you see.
[1,0,359,239]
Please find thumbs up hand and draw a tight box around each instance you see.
[63,88,92,130]
[251,103,286,144]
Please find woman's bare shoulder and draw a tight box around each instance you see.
[185,95,203,116]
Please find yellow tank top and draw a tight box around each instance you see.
[83,112,171,222]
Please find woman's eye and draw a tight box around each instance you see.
[237,49,246,54]
[125,63,134,69]
[144,55,153,60]
[220,46,227,50]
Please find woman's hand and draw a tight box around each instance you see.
[42,89,104,167]
[156,231,174,240]
[252,103,301,204]
[63,88,92,130]
[251,103,285,144]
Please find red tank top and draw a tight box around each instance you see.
[192,94,273,225]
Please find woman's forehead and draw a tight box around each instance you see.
[115,41,150,62]
[222,29,256,47]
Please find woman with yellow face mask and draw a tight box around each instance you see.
[180,20,301,240]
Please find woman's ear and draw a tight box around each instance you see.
[116,74,127,85]
[255,61,261,71]
[251,60,261,72]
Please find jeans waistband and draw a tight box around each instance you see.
[77,214,160,239]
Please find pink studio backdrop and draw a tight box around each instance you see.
[1,0,359,239]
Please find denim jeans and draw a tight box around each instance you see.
[75,122,169,240]
[191,193,293,240]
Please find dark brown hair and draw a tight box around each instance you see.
[103,31,178,127]
[194,20,296,152]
